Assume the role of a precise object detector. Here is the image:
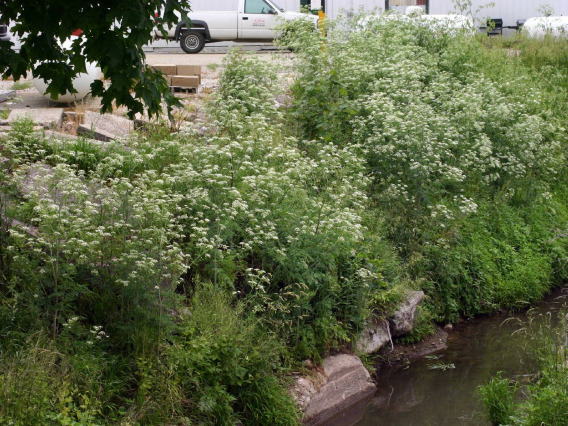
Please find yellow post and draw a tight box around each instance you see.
[318,9,327,52]
[318,9,326,37]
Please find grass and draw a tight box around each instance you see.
[479,311,568,425]
[206,63,220,72]
[477,372,518,425]
[10,80,32,91]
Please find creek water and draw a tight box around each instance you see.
[331,287,568,426]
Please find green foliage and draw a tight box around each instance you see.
[2,9,568,425]
[283,11,568,321]
[10,80,32,90]
[421,202,559,322]
[512,311,568,426]
[171,51,379,358]
[480,311,568,426]
[0,335,127,425]
[0,0,188,118]
[0,48,386,423]
[275,15,323,53]
[213,49,281,123]
[162,286,298,425]
[477,372,518,425]
[4,118,54,164]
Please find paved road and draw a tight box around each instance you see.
[146,38,283,53]
[145,39,291,67]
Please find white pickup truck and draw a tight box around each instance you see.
[155,0,318,53]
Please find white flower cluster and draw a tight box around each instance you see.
[320,15,563,233]
[89,325,109,340]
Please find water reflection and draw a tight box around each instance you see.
[332,289,567,426]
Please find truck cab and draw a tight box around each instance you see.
[239,0,282,39]
[156,0,317,53]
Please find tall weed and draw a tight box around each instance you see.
[283,11,568,321]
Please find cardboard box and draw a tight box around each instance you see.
[176,65,202,76]
[176,65,202,84]
[152,64,177,75]
[170,75,200,88]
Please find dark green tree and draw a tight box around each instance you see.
[0,0,189,118]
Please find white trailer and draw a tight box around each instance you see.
[286,1,568,24]
[313,1,384,19]
[428,0,568,28]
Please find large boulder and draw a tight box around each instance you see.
[389,290,425,336]
[292,354,376,425]
[78,111,133,142]
[355,319,391,354]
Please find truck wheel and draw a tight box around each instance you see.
[180,31,205,54]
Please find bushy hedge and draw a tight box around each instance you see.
[0,50,389,423]
[280,12,568,321]
[1,11,568,424]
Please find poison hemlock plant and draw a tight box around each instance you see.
[1,8,568,424]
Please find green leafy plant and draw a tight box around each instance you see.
[477,372,518,425]
[283,10,568,322]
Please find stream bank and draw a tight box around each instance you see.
[335,286,568,426]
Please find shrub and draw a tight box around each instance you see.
[513,311,568,426]
[0,334,127,424]
[161,51,385,357]
[284,11,568,321]
[137,285,298,425]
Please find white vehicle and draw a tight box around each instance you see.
[420,14,474,34]
[426,0,568,29]
[522,16,568,38]
[155,0,318,53]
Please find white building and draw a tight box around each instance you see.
[209,0,566,27]
[187,1,568,28]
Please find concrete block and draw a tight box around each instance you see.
[176,65,201,76]
[6,108,64,129]
[356,319,392,354]
[176,65,202,83]
[42,130,101,146]
[292,354,376,426]
[152,64,177,75]
[170,75,200,88]
[0,90,16,103]
[77,111,133,141]
[389,290,425,336]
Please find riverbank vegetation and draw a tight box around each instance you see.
[478,311,568,425]
[1,11,568,424]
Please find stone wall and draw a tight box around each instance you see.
[292,290,426,425]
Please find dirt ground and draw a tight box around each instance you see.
[0,50,293,112]
[372,328,449,376]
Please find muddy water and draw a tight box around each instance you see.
[333,288,568,426]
